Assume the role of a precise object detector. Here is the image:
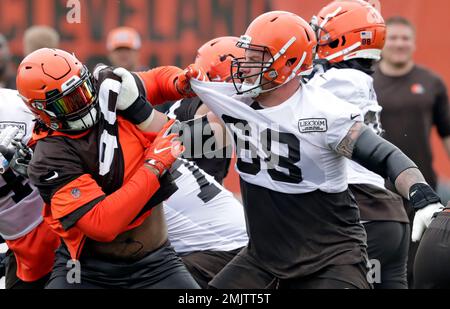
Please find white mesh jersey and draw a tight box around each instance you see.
[308,68,385,189]
[164,158,248,254]
[191,80,363,194]
[0,88,44,240]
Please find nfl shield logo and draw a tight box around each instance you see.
[71,188,81,199]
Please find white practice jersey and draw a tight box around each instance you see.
[309,68,385,189]
[0,88,43,240]
[164,158,248,254]
[191,80,363,194]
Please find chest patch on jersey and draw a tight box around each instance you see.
[298,118,328,133]
[0,121,27,136]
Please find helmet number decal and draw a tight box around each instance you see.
[362,39,372,46]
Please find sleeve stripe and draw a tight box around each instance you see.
[59,195,106,231]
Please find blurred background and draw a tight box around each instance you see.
[0,0,449,201]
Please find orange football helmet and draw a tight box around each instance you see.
[194,36,244,82]
[232,11,317,97]
[311,0,386,63]
[16,48,98,132]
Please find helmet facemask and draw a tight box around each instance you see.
[232,35,307,99]
[231,38,276,98]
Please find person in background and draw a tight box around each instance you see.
[0,34,15,89]
[23,26,60,56]
[107,27,143,72]
[373,16,450,287]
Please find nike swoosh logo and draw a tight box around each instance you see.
[351,114,360,120]
[45,171,59,181]
[410,190,417,197]
[154,147,172,154]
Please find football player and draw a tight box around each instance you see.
[164,157,248,288]
[414,201,450,288]
[166,36,244,184]
[0,87,61,289]
[15,48,201,289]
[308,0,409,288]
[189,11,444,289]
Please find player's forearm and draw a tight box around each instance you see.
[137,110,169,133]
[394,168,427,198]
[337,122,422,200]
[75,167,160,242]
[136,66,184,105]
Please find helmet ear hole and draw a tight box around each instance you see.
[286,58,297,67]
[219,54,228,62]
[328,39,340,49]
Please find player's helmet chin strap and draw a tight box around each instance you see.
[239,38,307,99]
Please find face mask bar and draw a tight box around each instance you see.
[231,41,279,96]
[232,36,305,97]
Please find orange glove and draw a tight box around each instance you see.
[144,119,185,176]
[175,64,208,97]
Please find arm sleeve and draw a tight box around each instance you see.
[50,167,160,242]
[73,167,160,242]
[433,78,450,138]
[136,66,184,106]
[171,97,203,121]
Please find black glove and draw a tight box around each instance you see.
[9,140,33,178]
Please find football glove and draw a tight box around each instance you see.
[9,139,33,178]
[113,67,140,111]
[409,183,444,242]
[175,64,208,97]
[412,202,444,242]
[144,119,185,176]
[0,126,21,174]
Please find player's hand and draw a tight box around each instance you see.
[0,126,21,174]
[9,139,33,178]
[175,64,208,98]
[144,119,185,177]
[411,202,444,242]
[113,67,140,111]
